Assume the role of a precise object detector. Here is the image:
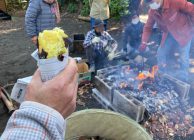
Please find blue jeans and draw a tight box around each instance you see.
[157,34,191,82]
[90,17,108,31]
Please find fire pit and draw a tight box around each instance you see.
[95,65,190,121]
[93,64,193,139]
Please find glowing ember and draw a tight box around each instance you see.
[136,73,147,80]
[150,65,159,79]
[119,82,128,89]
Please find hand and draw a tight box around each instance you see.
[92,37,101,44]
[139,43,147,52]
[108,52,115,61]
[102,40,108,47]
[56,17,61,24]
[31,36,38,45]
[188,127,194,135]
[25,58,78,118]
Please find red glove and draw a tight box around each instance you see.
[139,44,147,52]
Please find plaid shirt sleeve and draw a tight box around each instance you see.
[83,30,117,51]
[83,30,95,48]
[1,101,66,140]
[102,31,117,44]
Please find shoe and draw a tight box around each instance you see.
[89,65,95,72]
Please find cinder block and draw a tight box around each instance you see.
[112,90,145,122]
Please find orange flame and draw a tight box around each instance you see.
[138,81,144,90]
[136,65,158,80]
[136,73,147,80]
[150,65,159,79]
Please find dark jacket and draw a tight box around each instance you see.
[123,21,144,50]
[25,0,56,38]
[142,0,194,47]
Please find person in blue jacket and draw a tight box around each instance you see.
[25,0,61,46]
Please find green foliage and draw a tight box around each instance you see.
[80,0,90,16]
[6,0,29,11]
[67,3,78,13]
[110,0,129,19]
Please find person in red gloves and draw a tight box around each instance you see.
[139,0,194,82]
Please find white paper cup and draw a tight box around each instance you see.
[37,54,68,82]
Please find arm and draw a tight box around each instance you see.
[1,101,66,140]
[55,1,61,23]
[25,0,40,38]
[175,0,194,23]
[83,31,94,48]
[141,10,155,44]
[105,32,117,44]
[1,59,77,140]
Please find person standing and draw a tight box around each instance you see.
[25,0,61,45]
[89,0,110,31]
[139,0,194,82]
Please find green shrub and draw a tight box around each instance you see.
[110,0,129,19]
[67,3,78,13]
[80,0,90,16]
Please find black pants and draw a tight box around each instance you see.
[86,46,107,70]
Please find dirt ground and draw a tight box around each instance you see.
[0,14,194,137]
[0,15,123,134]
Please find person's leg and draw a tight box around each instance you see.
[86,46,95,71]
[157,34,174,73]
[175,40,191,82]
[90,17,95,30]
[94,49,104,70]
[103,19,108,31]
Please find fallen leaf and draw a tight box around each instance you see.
[77,99,86,106]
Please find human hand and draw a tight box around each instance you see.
[108,52,115,61]
[31,36,38,45]
[139,43,147,52]
[102,40,108,47]
[188,127,194,135]
[25,58,78,118]
[56,17,61,24]
[92,37,101,44]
